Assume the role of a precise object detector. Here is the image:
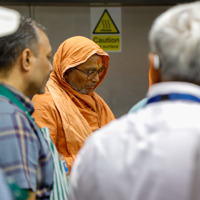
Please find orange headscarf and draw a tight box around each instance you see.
[33,36,115,170]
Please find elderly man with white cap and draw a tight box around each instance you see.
[69,2,200,200]
[0,6,20,200]
[0,6,55,200]
[0,6,69,200]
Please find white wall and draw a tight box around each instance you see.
[5,5,169,118]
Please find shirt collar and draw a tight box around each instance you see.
[147,82,200,100]
[0,82,34,114]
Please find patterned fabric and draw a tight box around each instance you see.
[0,83,54,199]
[0,169,13,200]
[42,127,69,200]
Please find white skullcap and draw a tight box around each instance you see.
[0,7,20,37]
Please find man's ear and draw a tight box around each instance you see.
[21,48,33,72]
[148,53,160,70]
[148,53,161,87]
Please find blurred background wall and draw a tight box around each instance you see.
[0,2,174,117]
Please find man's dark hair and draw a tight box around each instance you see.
[0,16,46,75]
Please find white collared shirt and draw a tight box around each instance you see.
[69,82,200,200]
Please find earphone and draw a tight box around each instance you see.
[148,53,160,70]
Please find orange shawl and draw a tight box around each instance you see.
[32,36,115,170]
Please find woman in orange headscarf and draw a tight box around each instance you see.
[32,36,115,171]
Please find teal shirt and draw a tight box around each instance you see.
[128,98,148,113]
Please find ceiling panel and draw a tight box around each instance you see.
[0,0,195,6]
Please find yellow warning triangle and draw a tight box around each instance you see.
[93,9,120,34]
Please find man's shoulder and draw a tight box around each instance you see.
[70,112,149,199]
[97,113,140,132]
[0,95,34,132]
[83,111,150,157]
[88,113,140,144]
[0,95,22,114]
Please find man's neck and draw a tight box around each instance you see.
[0,75,31,98]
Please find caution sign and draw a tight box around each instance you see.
[91,7,121,52]
[93,9,120,34]
[93,35,120,51]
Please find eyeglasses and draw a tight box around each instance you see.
[74,66,106,80]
